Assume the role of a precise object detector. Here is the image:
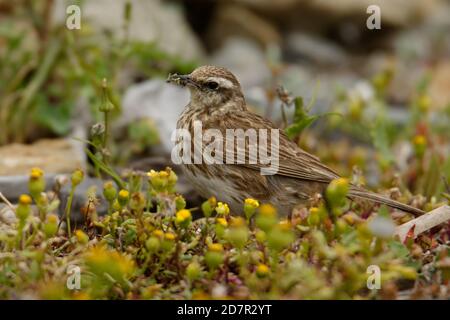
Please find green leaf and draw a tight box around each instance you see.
[33,97,73,135]
[285,95,340,140]
[85,148,125,189]
[388,240,410,259]
[370,117,395,166]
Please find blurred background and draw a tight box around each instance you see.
[0,0,449,216]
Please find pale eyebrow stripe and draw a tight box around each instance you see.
[206,77,234,89]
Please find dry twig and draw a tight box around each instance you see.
[395,205,450,242]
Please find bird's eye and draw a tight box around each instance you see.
[205,81,219,90]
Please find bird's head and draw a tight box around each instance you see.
[167,65,245,111]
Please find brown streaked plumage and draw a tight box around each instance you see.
[168,65,424,217]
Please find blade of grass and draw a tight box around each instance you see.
[85,148,125,189]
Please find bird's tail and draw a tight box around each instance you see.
[348,187,424,216]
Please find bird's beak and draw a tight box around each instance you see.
[167,73,199,88]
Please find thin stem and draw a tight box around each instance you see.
[65,187,75,238]
[0,192,15,212]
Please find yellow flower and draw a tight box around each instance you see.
[259,203,277,217]
[75,230,89,244]
[164,232,176,241]
[147,168,177,192]
[278,219,292,231]
[256,263,270,278]
[19,194,32,205]
[413,135,426,147]
[147,169,158,179]
[244,198,260,220]
[335,177,349,188]
[103,181,117,202]
[326,178,349,208]
[208,243,223,252]
[118,189,130,207]
[30,167,44,179]
[216,202,230,216]
[245,198,259,208]
[152,229,164,238]
[118,189,129,199]
[47,214,58,224]
[307,207,321,226]
[413,135,427,157]
[29,168,45,198]
[159,171,169,178]
[175,209,192,226]
[85,245,135,281]
[216,218,228,227]
[416,94,431,112]
[176,209,191,221]
[71,169,84,186]
[230,216,245,228]
[201,197,216,217]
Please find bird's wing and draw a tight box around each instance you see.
[219,110,340,183]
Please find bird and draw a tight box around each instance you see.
[167,65,424,217]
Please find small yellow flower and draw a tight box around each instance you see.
[176,209,191,221]
[175,209,192,226]
[326,178,349,208]
[216,217,228,227]
[158,171,169,178]
[118,189,130,199]
[147,168,176,192]
[208,243,223,252]
[245,198,259,208]
[147,169,158,178]
[19,194,32,205]
[310,207,319,215]
[46,214,58,224]
[256,263,270,278]
[202,197,217,217]
[152,229,164,238]
[216,202,230,215]
[278,219,292,231]
[335,177,349,188]
[230,216,245,228]
[412,134,427,157]
[118,189,130,207]
[73,292,90,300]
[259,203,277,217]
[413,134,426,147]
[416,94,431,112]
[244,198,259,220]
[30,167,44,179]
[85,245,135,280]
[71,169,84,186]
[75,230,89,244]
[164,232,176,241]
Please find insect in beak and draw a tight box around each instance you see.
[167,73,199,88]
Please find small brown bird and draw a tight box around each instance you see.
[168,65,424,217]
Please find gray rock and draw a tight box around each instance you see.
[0,206,17,225]
[0,139,85,177]
[0,174,106,222]
[52,0,204,61]
[237,0,434,26]
[209,37,272,90]
[118,79,189,154]
[285,32,348,66]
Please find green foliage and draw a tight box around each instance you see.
[0,2,197,145]
[2,168,446,299]
[284,96,338,140]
